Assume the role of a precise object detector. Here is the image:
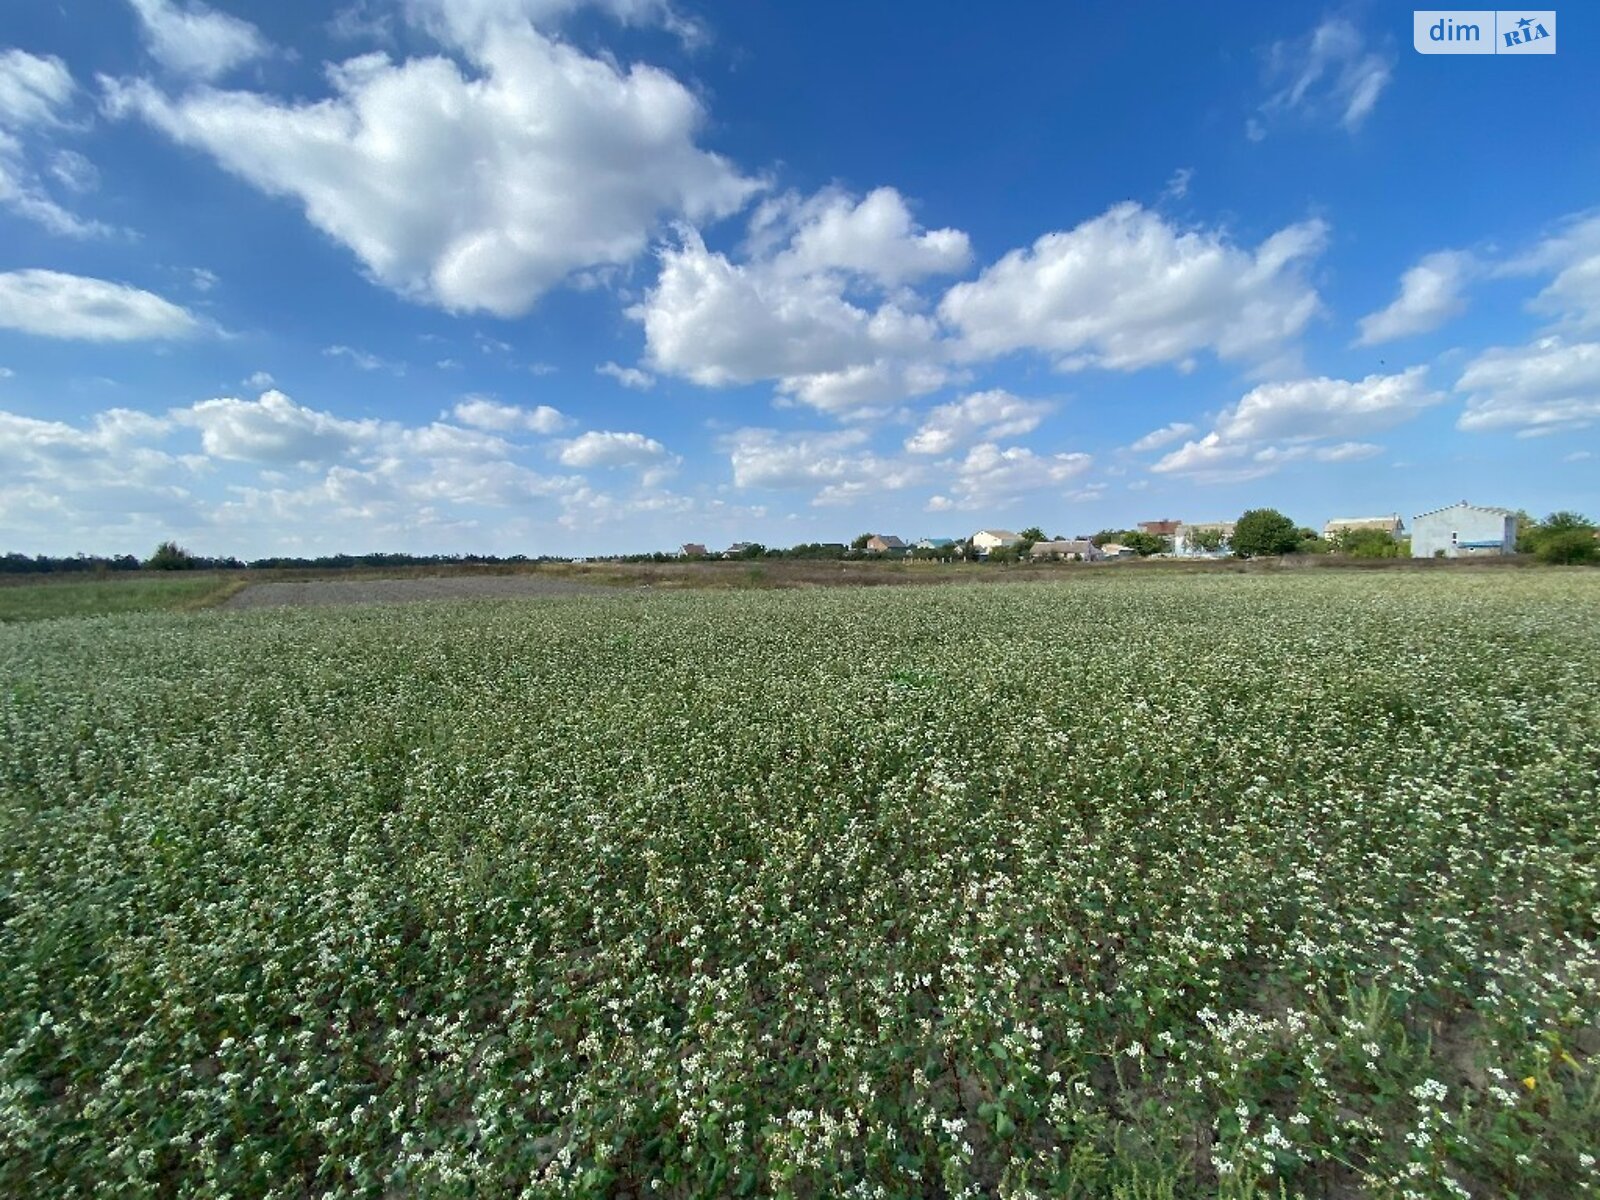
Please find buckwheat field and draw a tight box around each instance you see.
[2,573,1597,1200]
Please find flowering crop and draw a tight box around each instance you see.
[1,573,1597,1198]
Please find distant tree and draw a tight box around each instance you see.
[1335,528,1402,558]
[737,542,767,560]
[146,540,197,570]
[1187,526,1226,553]
[1535,529,1598,564]
[1518,511,1596,559]
[1019,526,1046,542]
[1298,535,1333,555]
[1512,509,1541,553]
[1120,531,1166,557]
[1541,511,1595,533]
[1232,509,1300,558]
[987,545,1020,564]
[851,533,872,551]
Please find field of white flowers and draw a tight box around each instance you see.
[2,573,1597,1199]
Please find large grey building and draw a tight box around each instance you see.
[1410,502,1516,558]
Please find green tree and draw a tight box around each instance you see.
[1535,530,1598,564]
[146,540,197,571]
[850,533,872,551]
[1513,510,1540,553]
[1120,531,1166,557]
[1186,526,1226,553]
[1019,526,1046,542]
[1518,511,1596,558]
[1335,528,1402,558]
[1232,509,1300,558]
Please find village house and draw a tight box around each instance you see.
[970,529,1022,556]
[917,536,958,551]
[679,543,708,558]
[864,534,907,553]
[1324,515,1406,541]
[1136,519,1182,551]
[1029,539,1104,561]
[1171,521,1235,557]
[1099,542,1137,558]
[1410,503,1516,558]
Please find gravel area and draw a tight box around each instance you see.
[224,575,616,610]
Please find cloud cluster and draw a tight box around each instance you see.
[450,397,572,434]
[0,388,700,554]
[634,190,968,417]
[904,389,1051,456]
[721,407,1093,513]
[1456,337,1600,436]
[1152,369,1441,483]
[640,195,1331,418]
[177,390,378,463]
[108,10,756,316]
[926,443,1092,512]
[0,50,109,237]
[940,203,1327,372]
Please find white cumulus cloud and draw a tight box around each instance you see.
[635,188,971,416]
[926,442,1092,510]
[126,0,271,80]
[1356,251,1475,345]
[555,430,668,468]
[596,361,655,390]
[1456,337,1600,436]
[1215,367,1443,442]
[939,202,1327,372]
[905,389,1052,456]
[175,390,378,464]
[107,11,757,315]
[752,186,972,287]
[1152,369,1439,482]
[0,270,201,340]
[450,397,571,434]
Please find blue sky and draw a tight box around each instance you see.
[1,0,1596,557]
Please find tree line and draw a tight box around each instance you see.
[1,545,571,575]
[6,512,1594,575]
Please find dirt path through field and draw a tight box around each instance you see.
[224,575,616,609]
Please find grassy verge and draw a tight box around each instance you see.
[0,575,246,623]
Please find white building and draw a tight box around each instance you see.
[1410,503,1516,558]
[970,529,1022,556]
